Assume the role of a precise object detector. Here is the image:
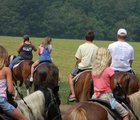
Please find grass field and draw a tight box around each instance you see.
[0,36,140,104]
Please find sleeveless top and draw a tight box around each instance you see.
[0,79,7,98]
[39,48,51,62]
[19,43,33,60]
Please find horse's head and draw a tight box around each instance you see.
[112,82,127,103]
[39,87,62,120]
[111,71,140,102]
[110,72,129,103]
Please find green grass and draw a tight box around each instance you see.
[0,36,140,104]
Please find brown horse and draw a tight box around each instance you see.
[63,90,140,120]
[63,101,118,120]
[73,70,93,102]
[73,71,140,102]
[33,62,61,106]
[8,55,33,98]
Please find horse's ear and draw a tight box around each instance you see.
[54,86,59,93]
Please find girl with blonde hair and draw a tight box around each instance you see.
[92,47,129,120]
[0,45,27,120]
[30,36,52,82]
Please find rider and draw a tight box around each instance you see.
[108,28,134,73]
[30,36,52,82]
[92,48,129,120]
[68,31,98,102]
[9,35,37,69]
[0,45,27,120]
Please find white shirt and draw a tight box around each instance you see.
[75,42,98,70]
[108,41,134,71]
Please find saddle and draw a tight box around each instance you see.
[89,99,135,120]
[89,99,122,120]
[34,60,52,72]
[13,60,23,69]
[72,69,92,82]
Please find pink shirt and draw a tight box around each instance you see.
[92,67,114,97]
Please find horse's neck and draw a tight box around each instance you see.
[17,91,45,120]
[128,90,140,119]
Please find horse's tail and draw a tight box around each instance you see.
[69,107,87,120]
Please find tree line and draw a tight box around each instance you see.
[0,0,140,41]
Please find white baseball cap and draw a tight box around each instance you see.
[117,28,127,36]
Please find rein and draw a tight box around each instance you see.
[13,82,33,115]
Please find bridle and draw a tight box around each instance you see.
[39,86,62,120]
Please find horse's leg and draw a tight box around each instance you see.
[15,81,23,99]
[25,78,31,96]
[14,80,18,99]
[19,80,23,93]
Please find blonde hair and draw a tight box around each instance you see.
[69,107,87,120]
[42,37,52,49]
[92,47,111,76]
[0,45,8,69]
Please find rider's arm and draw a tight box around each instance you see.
[37,46,42,56]
[17,43,23,54]
[129,60,133,67]
[75,57,81,66]
[32,44,37,52]
[4,67,14,94]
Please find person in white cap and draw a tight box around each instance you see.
[108,28,134,73]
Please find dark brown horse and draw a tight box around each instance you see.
[33,62,61,106]
[8,55,34,98]
[73,71,140,102]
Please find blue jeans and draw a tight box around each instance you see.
[0,97,15,114]
[9,55,23,69]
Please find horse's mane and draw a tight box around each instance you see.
[128,90,140,119]
[17,91,45,120]
[69,107,87,120]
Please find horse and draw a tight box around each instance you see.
[72,70,93,102]
[63,90,140,120]
[63,101,119,120]
[8,55,34,98]
[128,90,140,119]
[0,88,62,120]
[33,61,61,106]
[72,71,140,102]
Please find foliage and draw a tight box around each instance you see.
[0,0,140,41]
